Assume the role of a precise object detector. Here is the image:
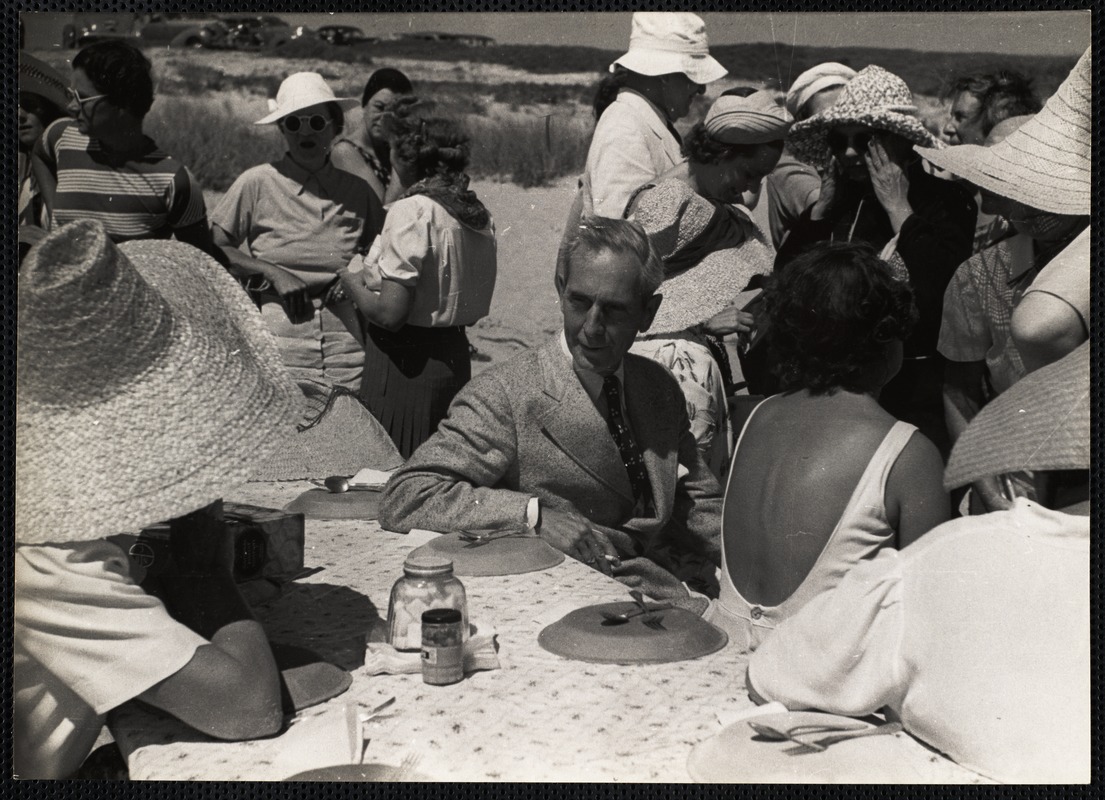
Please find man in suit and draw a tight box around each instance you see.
[381,218,722,599]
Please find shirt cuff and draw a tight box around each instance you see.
[526,497,541,531]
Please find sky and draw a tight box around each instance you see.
[277,11,1090,57]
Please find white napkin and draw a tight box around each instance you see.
[363,620,500,676]
[349,467,394,489]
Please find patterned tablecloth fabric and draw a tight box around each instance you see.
[109,481,989,783]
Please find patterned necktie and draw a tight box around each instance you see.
[602,376,654,514]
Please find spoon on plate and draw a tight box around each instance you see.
[748,719,903,752]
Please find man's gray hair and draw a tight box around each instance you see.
[558,216,664,300]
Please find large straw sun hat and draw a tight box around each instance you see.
[944,341,1089,491]
[255,71,359,126]
[611,12,727,85]
[16,221,301,544]
[629,180,775,335]
[788,64,942,172]
[916,48,1090,216]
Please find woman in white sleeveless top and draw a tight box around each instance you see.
[706,241,949,653]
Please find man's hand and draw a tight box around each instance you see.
[537,507,618,575]
[701,306,755,337]
[269,269,312,324]
[866,135,913,231]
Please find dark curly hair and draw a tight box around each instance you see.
[765,242,918,395]
[391,116,471,181]
[72,40,154,118]
[682,123,784,166]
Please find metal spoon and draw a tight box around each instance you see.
[599,604,673,625]
[748,719,902,752]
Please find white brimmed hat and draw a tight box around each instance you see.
[916,48,1090,216]
[255,71,359,126]
[788,64,942,172]
[611,12,727,85]
[16,221,301,544]
[944,340,1089,490]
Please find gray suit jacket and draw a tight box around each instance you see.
[380,336,722,561]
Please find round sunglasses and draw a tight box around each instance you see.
[281,114,333,133]
[827,130,874,154]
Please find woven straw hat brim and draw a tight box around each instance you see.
[250,388,403,481]
[944,341,1089,490]
[16,223,301,544]
[788,111,943,172]
[19,53,69,111]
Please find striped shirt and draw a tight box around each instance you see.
[38,119,207,241]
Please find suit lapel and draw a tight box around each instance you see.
[623,356,680,517]
[536,340,635,502]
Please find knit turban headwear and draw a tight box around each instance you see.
[785,62,857,120]
[703,90,792,145]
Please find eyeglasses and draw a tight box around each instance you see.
[66,87,107,108]
[827,130,874,154]
[281,114,332,133]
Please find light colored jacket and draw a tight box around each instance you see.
[380,335,722,560]
[584,89,685,218]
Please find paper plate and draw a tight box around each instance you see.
[409,532,565,576]
[284,763,432,781]
[687,711,987,783]
[537,602,727,664]
[284,488,382,520]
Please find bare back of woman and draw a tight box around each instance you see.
[725,390,901,606]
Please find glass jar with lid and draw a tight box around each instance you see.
[386,555,468,651]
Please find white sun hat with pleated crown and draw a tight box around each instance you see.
[611,12,727,85]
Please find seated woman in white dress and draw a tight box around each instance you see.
[705,241,949,653]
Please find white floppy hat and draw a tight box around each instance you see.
[611,12,727,85]
[916,48,1090,216]
[255,71,359,126]
[16,221,301,544]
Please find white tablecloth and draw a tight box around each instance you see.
[109,481,987,783]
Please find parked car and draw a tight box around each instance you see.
[317,25,372,46]
[218,15,313,49]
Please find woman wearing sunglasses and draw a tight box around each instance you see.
[211,73,385,418]
[773,65,977,458]
[34,41,224,265]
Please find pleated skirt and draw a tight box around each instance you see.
[361,323,471,458]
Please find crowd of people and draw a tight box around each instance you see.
[16,12,1090,783]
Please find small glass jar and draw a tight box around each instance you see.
[386,555,468,651]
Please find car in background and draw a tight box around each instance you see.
[61,13,310,51]
[218,15,313,49]
[317,25,373,46]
